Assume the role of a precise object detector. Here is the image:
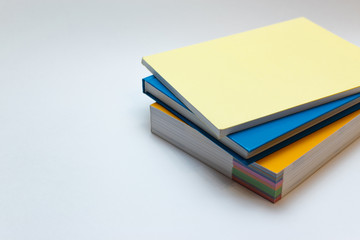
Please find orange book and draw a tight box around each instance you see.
[150,103,360,202]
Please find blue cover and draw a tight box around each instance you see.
[144,75,360,155]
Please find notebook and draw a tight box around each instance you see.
[143,17,360,138]
[143,75,360,158]
[150,103,360,202]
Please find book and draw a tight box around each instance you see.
[143,17,360,138]
[150,103,360,202]
[143,75,360,159]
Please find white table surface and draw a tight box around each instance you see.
[1,0,360,239]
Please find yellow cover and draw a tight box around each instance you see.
[143,18,360,138]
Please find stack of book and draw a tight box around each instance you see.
[141,17,360,203]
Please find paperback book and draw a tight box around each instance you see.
[143,17,360,138]
[150,103,360,202]
[143,75,360,159]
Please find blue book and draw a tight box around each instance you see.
[143,75,360,160]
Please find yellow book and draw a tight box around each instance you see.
[143,18,360,138]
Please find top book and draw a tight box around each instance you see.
[142,17,360,138]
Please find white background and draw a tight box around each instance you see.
[1,0,360,239]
